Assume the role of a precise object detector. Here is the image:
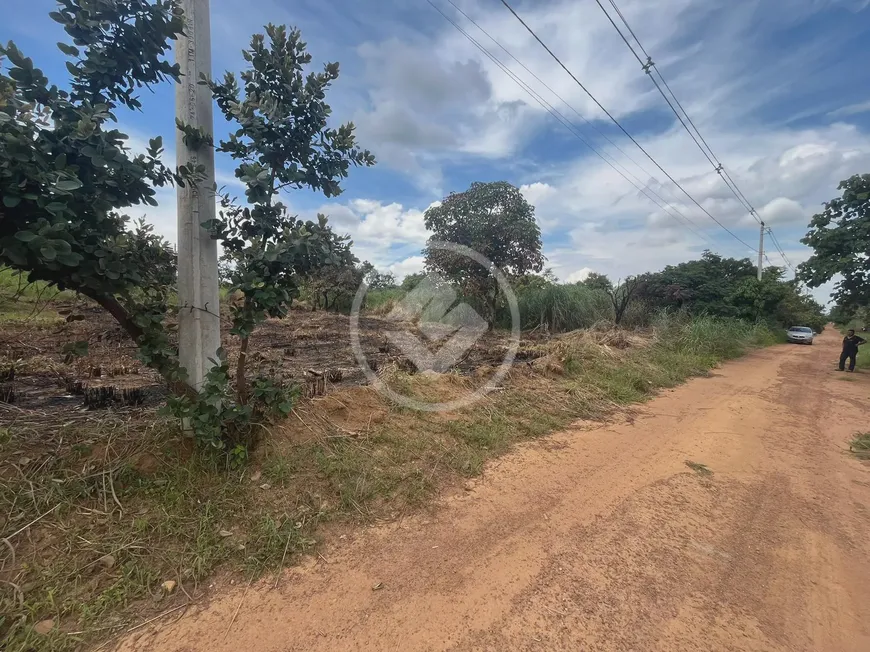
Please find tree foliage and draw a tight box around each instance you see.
[204,23,374,415]
[366,268,396,290]
[798,173,870,309]
[1,4,373,452]
[401,272,425,291]
[0,0,188,387]
[633,251,825,331]
[580,272,613,293]
[502,268,557,299]
[635,251,757,315]
[306,257,368,311]
[423,181,544,324]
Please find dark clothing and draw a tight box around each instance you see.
[840,350,857,371]
[842,334,866,354]
[839,334,866,371]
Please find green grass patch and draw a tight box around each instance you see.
[497,283,613,331]
[849,433,870,459]
[365,288,405,312]
[0,267,74,325]
[0,420,323,652]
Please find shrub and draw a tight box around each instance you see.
[498,283,613,332]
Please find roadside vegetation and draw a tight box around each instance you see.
[801,173,870,335]
[0,1,843,650]
[850,433,870,459]
[0,301,781,651]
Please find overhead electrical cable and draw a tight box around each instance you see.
[442,0,710,238]
[496,0,758,253]
[596,0,759,219]
[766,228,795,270]
[425,0,714,244]
[593,0,798,270]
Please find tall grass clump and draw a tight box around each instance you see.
[501,284,613,332]
[655,313,782,360]
[850,433,870,459]
[366,288,405,310]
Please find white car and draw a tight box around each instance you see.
[786,326,814,345]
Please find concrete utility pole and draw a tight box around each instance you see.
[757,222,765,281]
[176,0,220,390]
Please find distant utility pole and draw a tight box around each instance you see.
[757,221,765,281]
[176,0,220,390]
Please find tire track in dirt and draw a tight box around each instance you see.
[119,329,870,652]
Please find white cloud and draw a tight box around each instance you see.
[350,0,867,189]
[524,121,870,242]
[565,267,593,283]
[132,0,866,313]
[389,255,426,280]
[828,100,870,118]
[520,181,556,206]
[757,197,806,226]
[313,199,432,270]
[349,200,430,245]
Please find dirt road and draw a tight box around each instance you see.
[120,329,870,652]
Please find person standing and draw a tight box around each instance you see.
[839,329,866,372]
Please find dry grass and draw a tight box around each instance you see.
[0,310,778,651]
[0,413,325,651]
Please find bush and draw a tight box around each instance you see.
[366,288,405,311]
[655,313,782,360]
[498,283,613,332]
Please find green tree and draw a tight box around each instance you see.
[799,173,870,309]
[1,4,374,451]
[773,284,826,333]
[632,251,825,330]
[306,256,371,312]
[512,268,557,293]
[580,272,613,293]
[728,267,789,321]
[0,0,189,391]
[828,302,866,328]
[637,251,757,316]
[423,181,544,324]
[366,268,397,290]
[206,24,374,410]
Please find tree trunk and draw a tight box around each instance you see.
[84,290,196,399]
[236,335,249,405]
[483,282,498,330]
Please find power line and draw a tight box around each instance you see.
[766,228,795,270]
[496,0,758,253]
[594,0,720,171]
[593,0,801,273]
[424,0,713,244]
[595,0,761,221]
[442,0,710,239]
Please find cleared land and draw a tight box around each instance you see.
[113,328,870,652]
[1,295,835,651]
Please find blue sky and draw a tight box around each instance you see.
[6,0,870,302]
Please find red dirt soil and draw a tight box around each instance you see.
[118,328,870,652]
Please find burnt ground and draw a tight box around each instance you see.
[0,299,681,651]
[0,299,561,651]
[0,301,535,421]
